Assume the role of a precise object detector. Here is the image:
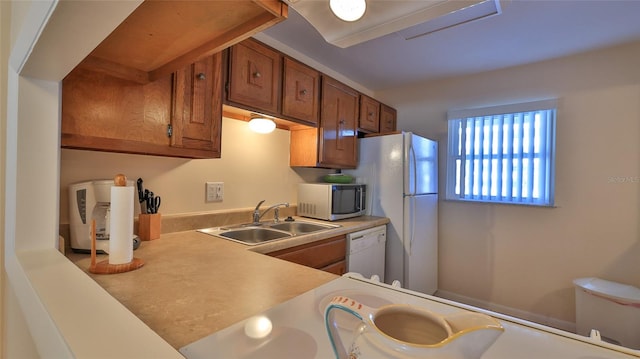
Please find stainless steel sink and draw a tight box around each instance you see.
[197,220,340,245]
[218,228,291,244]
[269,221,338,235]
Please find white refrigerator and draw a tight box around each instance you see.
[346,132,438,295]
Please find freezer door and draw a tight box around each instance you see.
[403,194,438,295]
[404,133,437,195]
[345,133,404,217]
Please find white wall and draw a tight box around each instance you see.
[59,118,331,224]
[0,0,9,354]
[378,40,640,327]
[2,0,40,356]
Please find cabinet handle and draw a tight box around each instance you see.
[339,119,345,125]
[253,71,261,78]
[369,112,374,116]
[300,89,307,95]
[197,73,206,80]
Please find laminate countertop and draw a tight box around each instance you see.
[68,216,389,349]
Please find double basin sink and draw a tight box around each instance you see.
[198,220,340,245]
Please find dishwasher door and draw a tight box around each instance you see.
[346,225,386,282]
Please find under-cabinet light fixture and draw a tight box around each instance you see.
[329,0,366,22]
[248,115,276,134]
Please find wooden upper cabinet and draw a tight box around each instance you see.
[62,53,224,159]
[171,53,223,158]
[61,65,174,156]
[86,1,288,83]
[380,104,397,133]
[282,57,320,126]
[319,76,359,168]
[227,38,282,114]
[62,1,287,159]
[359,95,381,133]
[225,39,322,127]
[289,76,358,169]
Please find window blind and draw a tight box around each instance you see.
[446,99,557,206]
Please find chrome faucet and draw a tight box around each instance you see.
[252,200,289,224]
[252,200,266,224]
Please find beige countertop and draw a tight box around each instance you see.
[68,215,388,349]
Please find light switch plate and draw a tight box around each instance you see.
[206,182,223,202]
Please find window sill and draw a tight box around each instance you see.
[443,198,557,208]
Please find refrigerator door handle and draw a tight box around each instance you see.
[410,145,418,196]
[409,196,415,255]
[404,134,416,196]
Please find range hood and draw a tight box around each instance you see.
[283,0,503,48]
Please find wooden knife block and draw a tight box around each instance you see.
[139,213,161,241]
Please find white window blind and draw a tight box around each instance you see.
[446,99,557,206]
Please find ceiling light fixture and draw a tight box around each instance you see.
[289,0,502,48]
[248,115,276,134]
[329,0,366,22]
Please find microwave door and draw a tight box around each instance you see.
[333,186,357,214]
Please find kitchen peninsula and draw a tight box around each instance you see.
[67,216,389,349]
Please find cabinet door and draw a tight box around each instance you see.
[282,57,320,126]
[319,77,359,168]
[321,260,346,275]
[359,95,380,133]
[171,53,222,158]
[61,65,175,155]
[267,235,346,273]
[380,104,397,133]
[227,38,281,114]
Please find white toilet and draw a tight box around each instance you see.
[574,277,640,349]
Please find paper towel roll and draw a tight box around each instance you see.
[109,185,134,264]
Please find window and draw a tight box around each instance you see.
[446,99,557,206]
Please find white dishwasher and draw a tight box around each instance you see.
[346,225,386,282]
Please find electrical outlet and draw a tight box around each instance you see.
[206,182,224,202]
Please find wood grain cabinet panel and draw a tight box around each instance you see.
[61,1,288,158]
[318,76,359,168]
[61,66,174,155]
[359,95,380,133]
[379,104,397,133]
[227,38,282,114]
[321,260,347,275]
[282,57,320,126]
[289,76,358,169]
[86,0,287,83]
[62,53,224,159]
[171,53,223,158]
[289,127,320,167]
[267,235,346,275]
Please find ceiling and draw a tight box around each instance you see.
[260,0,640,91]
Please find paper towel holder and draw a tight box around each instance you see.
[89,174,145,274]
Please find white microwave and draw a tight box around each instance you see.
[297,183,366,221]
